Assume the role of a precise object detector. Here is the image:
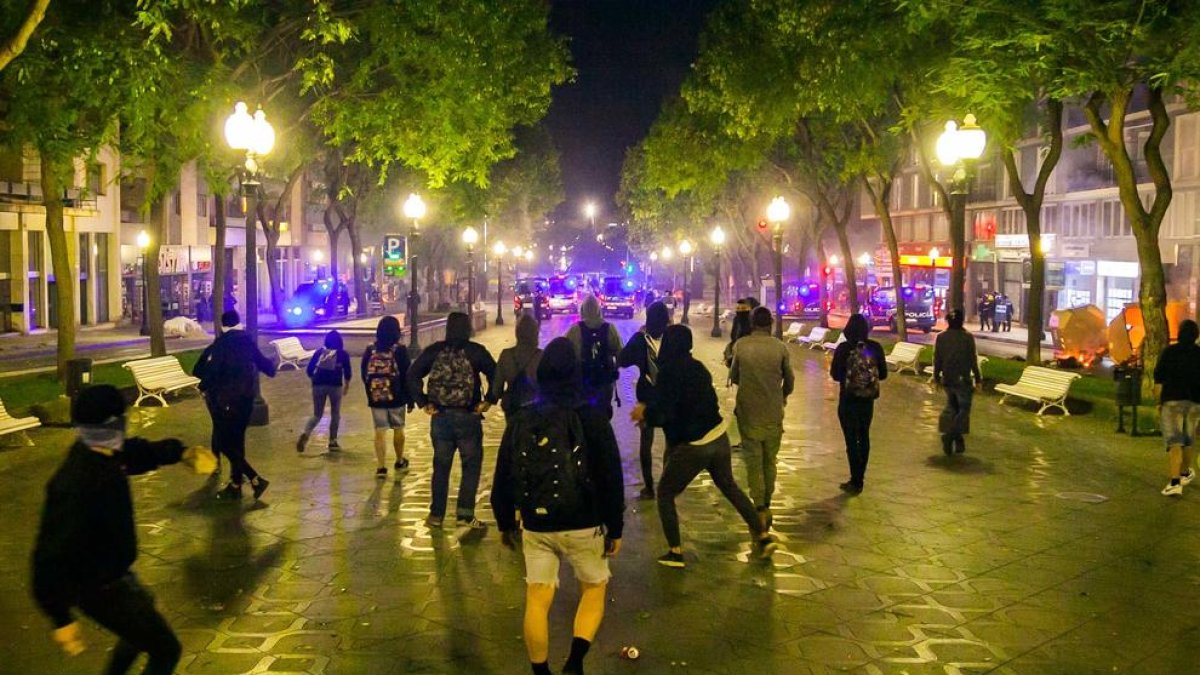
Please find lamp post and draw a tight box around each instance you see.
[678,240,693,325]
[493,240,507,326]
[137,230,150,336]
[462,226,479,310]
[224,101,274,340]
[403,193,425,351]
[709,226,726,338]
[767,196,790,339]
[936,114,987,313]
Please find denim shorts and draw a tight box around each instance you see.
[522,527,610,587]
[371,407,406,430]
[1161,400,1199,449]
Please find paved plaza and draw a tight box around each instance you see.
[0,316,1194,674]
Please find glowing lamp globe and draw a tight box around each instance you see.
[767,196,790,224]
[462,226,479,246]
[710,226,726,247]
[136,230,150,250]
[493,240,507,257]
[224,102,254,151]
[403,193,426,220]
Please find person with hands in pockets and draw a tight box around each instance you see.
[297,329,353,454]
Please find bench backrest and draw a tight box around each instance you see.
[0,398,16,420]
[1014,366,1080,391]
[890,342,922,360]
[270,337,304,353]
[125,356,188,381]
[808,327,829,341]
[785,322,803,336]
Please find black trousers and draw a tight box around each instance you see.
[78,574,181,675]
[837,396,875,487]
[207,395,256,484]
[639,423,662,491]
[657,433,761,548]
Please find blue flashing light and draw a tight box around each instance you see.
[291,306,303,316]
[566,277,577,290]
[902,287,914,298]
[622,279,636,291]
[798,285,810,297]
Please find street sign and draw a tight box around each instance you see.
[383,234,407,277]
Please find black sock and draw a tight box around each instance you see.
[1171,478,1181,486]
[531,661,552,675]
[564,637,591,672]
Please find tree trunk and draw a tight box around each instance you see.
[869,181,905,340]
[39,153,76,382]
[259,201,286,325]
[816,237,830,328]
[348,220,368,316]
[212,195,227,336]
[145,200,166,356]
[0,0,49,72]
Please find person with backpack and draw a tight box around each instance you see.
[933,310,982,456]
[487,313,543,416]
[193,310,278,501]
[632,324,776,568]
[829,313,888,495]
[31,385,215,675]
[1154,319,1200,496]
[618,300,671,499]
[492,337,625,675]
[359,316,413,478]
[565,295,622,417]
[297,330,352,454]
[407,311,497,529]
[724,299,754,368]
[730,306,794,529]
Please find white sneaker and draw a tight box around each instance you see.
[1182,470,1196,486]
[1162,482,1183,496]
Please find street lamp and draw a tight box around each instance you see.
[224,102,274,341]
[767,196,790,339]
[402,193,426,351]
[678,240,694,325]
[462,226,479,310]
[709,226,726,338]
[137,230,150,336]
[936,114,987,313]
[492,240,507,326]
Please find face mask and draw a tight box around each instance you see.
[77,421,125,452]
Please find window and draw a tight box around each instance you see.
[0,147,22,183]
[1175,113,1200,180]
[86,162,106,196]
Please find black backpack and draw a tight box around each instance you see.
[503,351,539,414]
[579,322,617,391]
[513,405,590,520]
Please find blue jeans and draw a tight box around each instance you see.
[430,409,484,520]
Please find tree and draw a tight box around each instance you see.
[0,0,50,72]
[487,126,564,243]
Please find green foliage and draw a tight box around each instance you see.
[486,125,564,242]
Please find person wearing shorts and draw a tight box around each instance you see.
[1154,319,1200,496]
[362,316,413,479]
[492,338,624,675]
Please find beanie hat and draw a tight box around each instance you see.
[72,384,127,427]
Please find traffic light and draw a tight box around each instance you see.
[756,219,769,233]
[822,265,833,278]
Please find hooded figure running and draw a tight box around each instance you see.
[619,300,671,498]
[633,324,776,568]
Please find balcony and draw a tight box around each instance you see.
[0,181,97,210]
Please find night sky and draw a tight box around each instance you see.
[546,0,718,227]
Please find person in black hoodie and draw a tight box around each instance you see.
[32,385,215,674]
[408,311,497,529]
[193,310,278,501]
[492,337,624,675]
[829,313,889,494]
[633,324,776,568]
[297,329,353,453]
[618,300,671,499]
[362,316,413,478]
[487,313,543,415]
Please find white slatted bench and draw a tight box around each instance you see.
[885,341,924,375]
[923,355,989,382]
[270,337,316,370]
[822,333,846,351]
[784,322,805,342]
[124,356,201,407]
[995,366,1081,416]
[796,326,830,348]
[0,398,40,439]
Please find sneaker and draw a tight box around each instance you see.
[328,439,340,452]
[657,551,686,568]
[425,515,444,529]
[839,481,863,495]
[456,517,487,530]
[757,535,779,560]
[394,457,410,472]
[375,467,388,479]
[251,477,270,500]
[296,433,309,453]
[941,435,954,456]
[1182,470,1196,486]
[954,437,966,454]
[638,486,656,500]
[216,483,243,500]
[1162,481,1183,496]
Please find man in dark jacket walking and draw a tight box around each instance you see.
[193,310,278,500]
[933,309,982,455]
[408,311,497,529]
[493,337,624,675]
[32,385,214,674]
[1155,319,1200,496]
[618,300,670,499]
[633,324,775,568]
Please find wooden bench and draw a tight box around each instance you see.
[885,341,924,375]
[124,356,202,407]
[784,322,805,342]
[923,355,990,383]
[822,332,846,351]
[995,365,1081,416]
[796,326,830,348]
[270,337,316,370]
[0,397,40,439]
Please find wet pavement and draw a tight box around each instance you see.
[0,314,1191,674]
